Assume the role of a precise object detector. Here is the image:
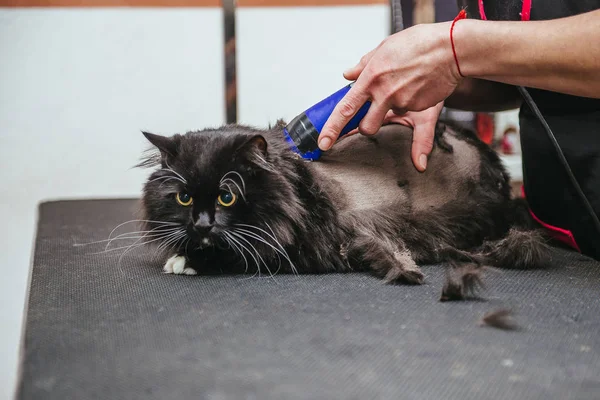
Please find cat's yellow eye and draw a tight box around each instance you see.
[176,192,193,206]
[217,191,237,207]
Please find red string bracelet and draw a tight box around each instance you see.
[450,9,467,78]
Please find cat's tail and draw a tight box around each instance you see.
[437,226,553,270]
[437,196,553,269]
[478,228,553,269]
[473,197,553,268]
[479,196,555,269]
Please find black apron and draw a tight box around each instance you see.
[459,0,600,259]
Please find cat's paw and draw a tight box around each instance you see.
[385,267,425,285]
[163,255,197,276]
[384,250,424,285]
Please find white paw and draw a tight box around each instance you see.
[163,255,197,276]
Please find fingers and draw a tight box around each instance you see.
[411,119,436,172]
[343,49,375,81]
[390,106,407,116]
[382,109,409,126]
[318,80,371,151]
[358,101,388,136]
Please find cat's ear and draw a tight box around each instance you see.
[142,131,178,158]
[235,135,271,171]
[238,135,268,157]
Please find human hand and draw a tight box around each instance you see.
[382,102,444,172]
[318,22,461,153]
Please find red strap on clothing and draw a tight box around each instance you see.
[521,0,532,21]
[521,186,581,252]
[450,9,467,78]
[479,0,532,21]
[478,0,487,21]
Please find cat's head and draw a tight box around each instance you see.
[137,125,304,265]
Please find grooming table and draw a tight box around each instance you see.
[17,200,600,399]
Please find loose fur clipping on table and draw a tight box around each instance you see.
[440,263,487,302]
[479,308,519,331]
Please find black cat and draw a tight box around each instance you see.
[137,121,550,283]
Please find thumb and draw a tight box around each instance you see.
[411,120,436,172]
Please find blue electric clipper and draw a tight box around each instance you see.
[283,83,371,160]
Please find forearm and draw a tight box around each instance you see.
[445,78,521,112]
[453,10,600,98]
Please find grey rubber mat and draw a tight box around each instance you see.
[18,200,600,400]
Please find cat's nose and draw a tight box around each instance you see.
[194,212,214,234]
[194,223,213,234]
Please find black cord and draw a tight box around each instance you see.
[517,86,600,236]
[390,0,404,34]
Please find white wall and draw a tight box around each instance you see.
[0,9,224,399]
[237,5,390,126]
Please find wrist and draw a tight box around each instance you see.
[451,19,520,80]
[450,18,478,78]
[449,10,467,79]
[432,21,463,82]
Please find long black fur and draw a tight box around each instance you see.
[137,121,552,282]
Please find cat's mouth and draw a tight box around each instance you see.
[185,226,217,251]
[190,228,234,251]
[197,237,212,249]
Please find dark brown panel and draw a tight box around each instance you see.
[0,0,386,7]
[0,0,219,7]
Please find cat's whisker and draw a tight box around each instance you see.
[147,175,178,184]
[155,172,185,185]
[112,230,176,270]
[116,230,183,267]
[225,231,260,278]
[253,154,277,173]
[154,230,186,256]
[106,219,179,246]
[154,231,181,253]
[220,178,246,202]
[234,229,282,277]
[159,236,182,259]
[150,232,185,265]
[262,221,299,276]
[147,175,183,189]
[221,171,246,193]
[184,237,191,255]
[220,171,247,202]
[232,228,285,276]
[75,234,146,247]
[154,236,175,256]
[220,182,234,196]
[235,223,298,276]
[220,236,233,250]
[106,226,181,251]
[234,227,287,260]
[229,231,267,272]
[107,225,180,240]
[166,233,187,255]
[228,234,261,278]
[228,231,275,281]
[122,229,180,254]
[223,232,249,274]
[163,160,187,184]
[262,222,298,275]
[106,226,182,238]
[74,228,180,247]
[93,233,172,255]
